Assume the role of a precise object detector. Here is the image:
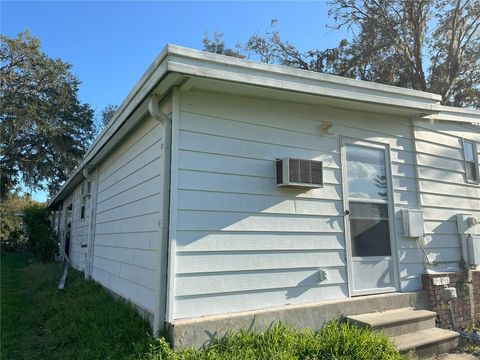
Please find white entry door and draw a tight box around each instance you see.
[342,139,398,296]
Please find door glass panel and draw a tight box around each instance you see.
[350,202,391,257]
[346,145,388,200]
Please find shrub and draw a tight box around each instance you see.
[23,203,57,262]
[141,321,401,360]
[0,197,29,252]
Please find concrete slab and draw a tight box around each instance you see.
[167,291,429,349]
[347,308,436,327]
[347,308,437,337]
[393,328,459,357]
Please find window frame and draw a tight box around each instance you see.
[462,138,480,184]
[80,196,86,220]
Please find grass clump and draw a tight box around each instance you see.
[2,252,401,360]
[1,252,156,359]
[142,321,401,360]
[459,323,480,357]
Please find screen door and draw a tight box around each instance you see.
[342,140,398,296]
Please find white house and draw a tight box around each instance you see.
[49,45,480,353]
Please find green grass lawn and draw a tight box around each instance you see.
[0,252,407,360]
[1,252,156,359]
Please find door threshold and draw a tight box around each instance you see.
[351,287,398,297]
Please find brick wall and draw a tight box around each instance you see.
[422,271,480,329]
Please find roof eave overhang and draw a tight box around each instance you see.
[50,44,479,207]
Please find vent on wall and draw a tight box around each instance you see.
[276,158,323,188]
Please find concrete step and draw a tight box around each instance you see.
[346,307,437,337]
[392,328,459,357]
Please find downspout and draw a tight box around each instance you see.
[149,92,173,335]
[83,167,99,279]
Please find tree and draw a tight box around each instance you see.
[329,0,480,108]
[202,31,245,58]
[243,20,346,73]
[1,32,95,199]
[203,1,480,108]
[100,104,119,128]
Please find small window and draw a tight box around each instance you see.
[463,140,479,183]
[80,197,86,220]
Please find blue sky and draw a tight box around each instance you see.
[2,1,347,201]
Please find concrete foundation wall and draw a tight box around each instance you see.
[166,291,429,349]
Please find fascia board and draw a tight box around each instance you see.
[166,59,442,114]
[166,44,442,103]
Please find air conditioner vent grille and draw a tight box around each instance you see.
[277,158,323,188]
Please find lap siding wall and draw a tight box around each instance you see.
[171,90,429,320]
[69,183,89,271]
[91,115,165,314]
[413,120,480,270]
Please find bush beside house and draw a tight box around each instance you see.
[23,203,57,262]
[0,196,29,252]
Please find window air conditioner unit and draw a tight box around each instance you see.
[276,158,323,188]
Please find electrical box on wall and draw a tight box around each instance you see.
[443,287,457,302]
[457,214,480,266]
[467,235,480,265]
[402,209,425,238]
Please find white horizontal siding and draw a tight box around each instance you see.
[412,119,480,275]
[91,116,164,313]
[176,231,344,251]
[175,284,349,319]
[68,185,88,271]
[175,267,347,296]
[172,90,420,319]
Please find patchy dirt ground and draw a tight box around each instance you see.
[433,353,478,359]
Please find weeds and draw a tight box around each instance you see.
[141,321,401,360]
[1,252,407,360]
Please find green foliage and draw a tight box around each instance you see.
[100,104,119,127]
[328,0,480,108]
[2,252,403,360]
[0,194,34,252]
[0,31,96,197]
[460,324,480,356]
[143,321,401,360]
[203,1,480,108]
[0,201,26,252]
[23,204,57,262]
[202,31,245,58]
[461,343,480,357]
[1,252,155,359]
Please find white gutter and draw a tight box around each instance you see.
[427,106,480,124]
[48,46,170,207]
